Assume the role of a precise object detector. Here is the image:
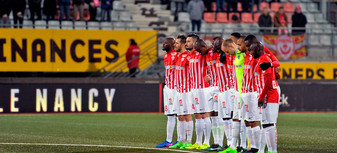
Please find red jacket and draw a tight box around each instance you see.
[126,45,140,68]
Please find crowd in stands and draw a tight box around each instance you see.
[0,0,115,28]
[162,0,308,35]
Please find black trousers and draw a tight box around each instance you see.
[129,68,137,78]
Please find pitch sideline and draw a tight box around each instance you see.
[0,142,202,153]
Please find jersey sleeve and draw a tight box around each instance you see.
[258,72,273,101]
[264,46,280,67]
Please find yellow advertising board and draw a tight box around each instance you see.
[0,29,157,72]
[279,62,337,79]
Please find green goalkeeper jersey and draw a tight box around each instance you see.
[234,49,245,95]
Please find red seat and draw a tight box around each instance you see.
[283,2,294,13]
[254,12,260,23]
[204,13,216,23]
[260,2,269,10]
[271,2,282,12]
[216,12,228,23]
[229,13,240,23]
[241,13,254,23]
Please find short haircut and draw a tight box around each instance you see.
[230,32,242,39]
[195,39,207,49]
[244,34,257,42]
[177,35,187,44]
[279,6,284,10]
[222,38,234,47]
[187,33,200,41]
[239,35,246,40]
[213,36,222,41]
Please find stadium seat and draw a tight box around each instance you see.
[74,21,86,29]
[110,11,119,22]
[289,0,300,2]
[216,12,228,23]
[323,24,332,34]
[241,13,254,23]
[320,35,331,46]
[87,21,100,30]
[119,11,132,22]
[260,2,269,10]
[34,20,47,29]
[204,12,216,23]
[178,12,190,22]
[283,3,294,13]
[271,2,282,12]
[229,13,240,23]
[48,21,60,29]
[125,22,138,30]
[101,22,113,30]
[306,13,315,23]
[23,20,33,29]
[113,22,125,30]
[254,12,260,23]
[308,34,320,46]
[113,1,125,11]
[306,3,319,13]
[211,23,223,33]
[299,3,307,12]
[249,23,259,34]
[61,21,73,29]
[312,24,323,33]
[224,23,234,33]
[333,35,337,45]
[315,13,326,23]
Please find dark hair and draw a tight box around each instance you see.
[279,6,284,10]
[130,39,137,45]
[239,35,246,40]
[195,39,207,49]
[177,35,187,44]
[230,32,242,39]
[187,33,200,41]
[244,34,257,42]
[213,36,222,41]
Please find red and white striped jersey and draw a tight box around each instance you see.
[175,51,191,93]
[242,52,258,93]
[227,55,236,90]
[216,53,231,92]
[189,50,209,89]
[206,49,219,87]
[254,54,279,103]
[164,49,178,89]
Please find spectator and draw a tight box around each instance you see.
[59,0,71,21]
[203,0,213,12]
[241,0,250,12]
[187,0,204,32]
[291,5,307,35]
[0,0,11,28]
[29,0,42,22]
[216,0,225,12]
[12,0,26,28]
[73,0,85,21]
[258,7,272,34]
[86,0,99,21]
[227,0,238,13]
[252,0,261,13]
[173,0,185,21]
[126,39,141,78]
[101,0,113,21]
[274,6,288,35]
[43,0,57,22]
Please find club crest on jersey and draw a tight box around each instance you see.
[179,99,183,106]
[238,55,240,59]
[254,72,258,76]
[169,98,172,103]
[195,98,199,104]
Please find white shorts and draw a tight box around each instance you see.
[261,103,279,124]
[191,88,211,113]
[173,92,194,115]
[232,90,242,120]
[163,86,177,115]
[208,86,220,112]
[242,92,262,121]
[218,90,233,118]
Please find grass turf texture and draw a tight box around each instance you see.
[0,113,336,153]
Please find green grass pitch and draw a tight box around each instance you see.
[0,113,336,153]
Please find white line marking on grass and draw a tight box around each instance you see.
[0,143,202,153]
